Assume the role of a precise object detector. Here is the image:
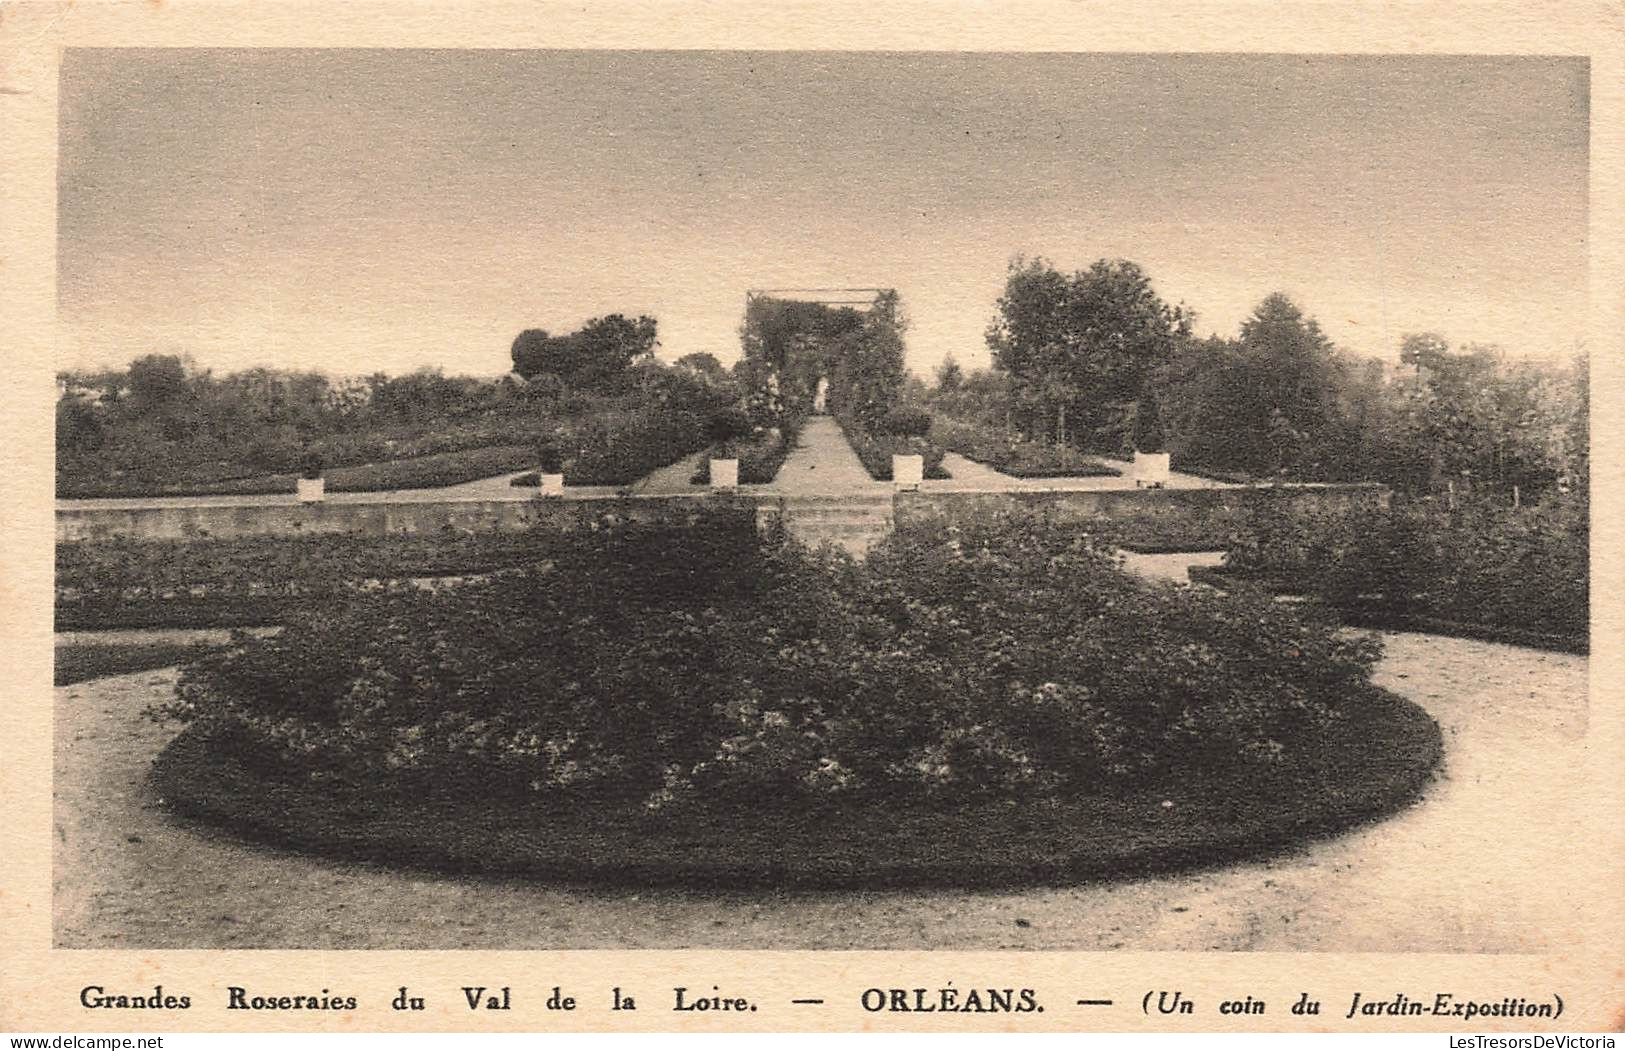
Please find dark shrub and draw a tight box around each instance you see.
[243,429,304,473]
[1133,392,1167,453]
[565,408,707,485]
[691,416,802,486]
[705,407,754,450]
[881,406,933,438]
[299,450,325,480]
[535,441,564,474]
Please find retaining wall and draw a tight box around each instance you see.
[55,494,757,543]
[57,483,1390,544]
[895,482,1391,530]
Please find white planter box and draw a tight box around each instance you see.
[710,458,739,489]
[296,477,325,503]
[537,472,565,498]
[1134,451,1171,488]
[893,453,924,490]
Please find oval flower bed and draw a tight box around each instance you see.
[150,509,1441,888]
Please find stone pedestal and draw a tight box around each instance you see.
[1134,451,1171,488]
[893,454,924,491]
[710,458,739,489]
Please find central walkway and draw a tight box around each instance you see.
[761,417,892,555]
[769,416,887,495]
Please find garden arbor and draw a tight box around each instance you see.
[740,288,907,427]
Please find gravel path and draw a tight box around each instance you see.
[53,633,1586,951]
[55,627,279,648]
[768,416,887,496]
[1116,551,1228,584]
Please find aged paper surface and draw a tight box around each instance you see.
[3,0,1623,1034]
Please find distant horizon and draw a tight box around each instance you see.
[58,50,1589,378]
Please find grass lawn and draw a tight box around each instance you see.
[152,685,1440,890]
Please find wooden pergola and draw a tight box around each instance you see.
[744,287,894,310]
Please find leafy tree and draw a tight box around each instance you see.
[56,395,104,452]
[126,354,189,411]
[576,314,659,377]
[1391,335,1579,496]
[1234,294,1342,472]
[674,352,729,385]
[509,329,553,378]
[510,314,660,387]
[934,355,964,392]
[1132,390,1167,453]
[829,290,908,428]
[985,257,1191,449]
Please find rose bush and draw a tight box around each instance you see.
[158,507,1385,808]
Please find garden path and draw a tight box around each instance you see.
[54,632,1588,952]
[627,451,709,496]
[1115,550,1228,583]
[56,627,278,648]
[767,417,887,496]
[423,468,541,499]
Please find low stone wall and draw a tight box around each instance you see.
[56,483,1390,544]
[895,483,1391,533]
[56,494,759,543]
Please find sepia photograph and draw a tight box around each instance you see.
[50,47,1591,957]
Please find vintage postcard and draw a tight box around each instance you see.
[3,0,1622,1036]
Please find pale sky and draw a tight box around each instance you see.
[57,50,1588,377]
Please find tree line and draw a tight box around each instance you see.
[931,257,1587,498]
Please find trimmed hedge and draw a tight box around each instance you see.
[325,445,535,491]
[563,408,707,485]
[834,410,948,481]
[506,409,708,487]
[1190,566,1588,655]
[58,444,542,499]
[689,420,800,486]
